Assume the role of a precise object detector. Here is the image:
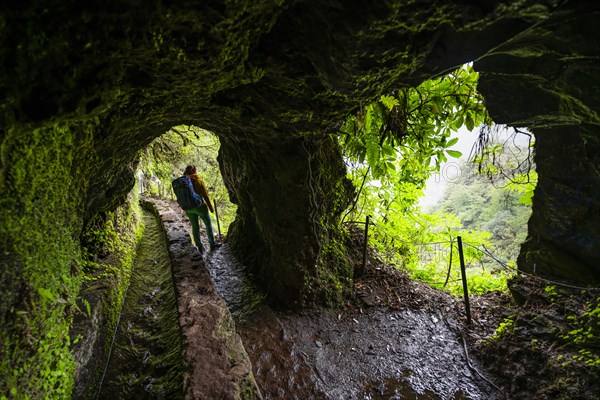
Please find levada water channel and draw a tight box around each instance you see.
[96,209,183,399]
[94,202,502,399]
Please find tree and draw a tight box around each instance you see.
[337,64,525,295]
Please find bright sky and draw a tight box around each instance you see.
[419,125,532,211]
[419,126,479,210]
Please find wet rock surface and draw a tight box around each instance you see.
[160,199,600,399]
[206,234,502,399]
[149,199,261,400]
[475,275,600,400]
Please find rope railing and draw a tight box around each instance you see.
[348,217,600,291]
[463,241,600,292]
[346,216,600,398]
[348,216,600,319]
[369,223,454,246]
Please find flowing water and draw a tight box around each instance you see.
[97,210,183,399]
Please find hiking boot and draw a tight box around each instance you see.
[210,242,222,250]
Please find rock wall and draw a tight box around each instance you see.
[1,1,600,396]
[475,1,600,282]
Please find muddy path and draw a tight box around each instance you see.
[206,243,503,400]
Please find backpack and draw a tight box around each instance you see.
[171,176,203,210]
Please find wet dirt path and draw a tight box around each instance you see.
[206,244,502,400]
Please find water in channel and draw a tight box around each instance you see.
[97,210,183,400]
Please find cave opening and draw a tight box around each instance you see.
[336,63,537,296]
[136,124,237,239]
[2,1,599,398]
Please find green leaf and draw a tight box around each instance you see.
[37,287,55,301]
[465,114,475,131]
[446,150,463,158]
[446,137,458,147]
[431,96,444,114]
[366,139,380,169]
[382,144,395,156]
[452,115,464,131]
[358,148,366,164]
[380,94,399,110]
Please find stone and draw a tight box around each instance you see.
[149,199,261,399]
[1,3,600,395]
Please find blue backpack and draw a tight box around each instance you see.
[171,176,203,210]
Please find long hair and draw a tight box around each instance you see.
[184,165,196,175]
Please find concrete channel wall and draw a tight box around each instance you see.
[144,199,262,400]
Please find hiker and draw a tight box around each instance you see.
[181,165,222,251]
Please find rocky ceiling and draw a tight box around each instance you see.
[1,0,599,307]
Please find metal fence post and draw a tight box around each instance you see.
[457,236,472,325]
[362,215,370,274]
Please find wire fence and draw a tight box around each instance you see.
[356,217,600,293]
[345,216,600,326]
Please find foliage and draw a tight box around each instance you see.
[138,125,236,235]
[369,209,511,296]
[339,63,490,192]
[490,316,515,340]
[337,64,520,295]
[563,296,600,366]
[471,124,535,190]
[505,170,538,205]
[433,157,533,265]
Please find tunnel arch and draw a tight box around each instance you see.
[1,0,597,307]
[1,2,599,395]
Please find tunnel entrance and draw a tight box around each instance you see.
[136,124,236,241]
[336,64,536,296]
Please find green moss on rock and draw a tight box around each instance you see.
[0,119,142,399]
[0,122,87,398]
[73,190,143,399]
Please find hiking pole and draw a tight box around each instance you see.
[214,199,222,240]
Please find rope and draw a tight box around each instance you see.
[370,223,453,246]
[460,329,506,398]
[346,217,600,291]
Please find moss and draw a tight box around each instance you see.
[77,190,143,399]
[0,122,87,399]
[239,372,258,400]
[212,307,261,399]
[296,135,355,308]
[300,223,355,308]
[0,119,141,399]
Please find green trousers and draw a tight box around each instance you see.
[185,204,216,249]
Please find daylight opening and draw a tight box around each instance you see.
[337,64,536,296]
[136,125,236,237]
